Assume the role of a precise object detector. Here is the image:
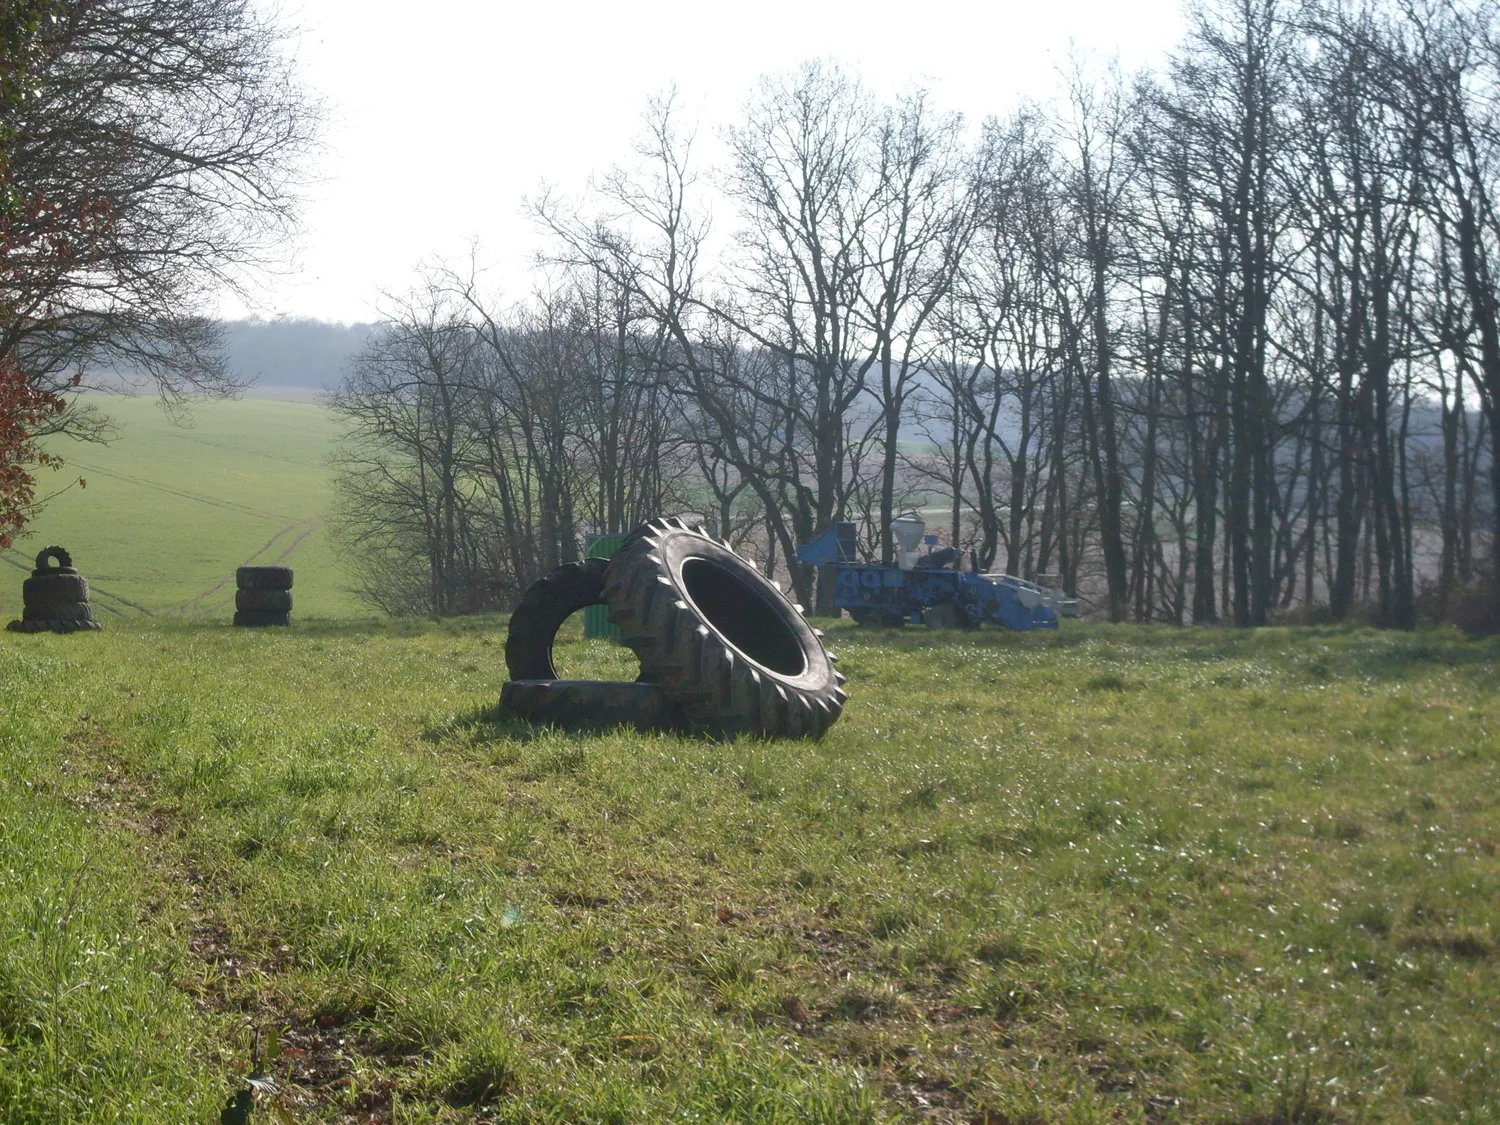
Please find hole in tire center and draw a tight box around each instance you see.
[681,558,806,676]
[549,607,641,681]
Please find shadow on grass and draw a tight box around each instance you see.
[422,703,692,744]
[423,704,534,746]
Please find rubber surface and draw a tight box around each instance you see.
[233,610,292,627]
[237,566,294,591]
[505,557,623,680]
[6,616,102,633]
[498,679,676,732]
[34,545,75,573]
[23,573,90,603]
[603,517,847,739]
[235,588,293,614]
[925,602,961,629]
[21,598,94,622]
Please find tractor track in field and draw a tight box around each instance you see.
[157,428,319,468]
[269,520,319,563]
[63,459,285,521]
[169,518,321,617]
[0,548,152,616]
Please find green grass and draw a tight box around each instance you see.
[3,394,363,622]
[0,620,1497,1123]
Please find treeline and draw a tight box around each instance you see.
[331,0,1499,628]
[223,320,377,391]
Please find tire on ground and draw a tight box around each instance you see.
[925,602,960,629]
[603,517,847,739]
[21,598,94,623]
[499,679,676,732]
[7,616,101,633]
[237,566,293,591]
[23,573,89,602]
[235,588,293,614]
[233,610,292,627]
[505,557,625,681]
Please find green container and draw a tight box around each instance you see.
[583,534,626,641]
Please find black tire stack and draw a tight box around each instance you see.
[235,566,293,627]
[497,518,848,738]
[6,546,103,634]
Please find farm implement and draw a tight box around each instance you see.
[796,516,1076,630]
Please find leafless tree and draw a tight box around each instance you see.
[2,0,318,423]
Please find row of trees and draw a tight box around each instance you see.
[328,270,684,615]
[333,0,1500,627]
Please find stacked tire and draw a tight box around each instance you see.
[499,556,674,732]
[235,566,292,627]
[497,518,848,739]
[6,546,102,634]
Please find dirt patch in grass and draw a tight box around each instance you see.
[1399,926,1494,959]
[69,739,392,1121]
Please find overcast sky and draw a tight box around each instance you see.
[230,0,1186,324]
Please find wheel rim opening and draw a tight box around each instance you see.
[549,607,641,681]
[681,558,807,676]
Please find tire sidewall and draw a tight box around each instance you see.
[500,678,673,731]
[236,588,293,613]
[234,610,292,626]
[35,545,74,572]
[650,530,836,696]
[22,600,92,623]
[504,558,612,681]
[24,573,89,603]
[237,566,293,591]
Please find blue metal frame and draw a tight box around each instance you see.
[797,523,1060,631]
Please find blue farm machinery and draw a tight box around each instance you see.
[796,516,1077,630]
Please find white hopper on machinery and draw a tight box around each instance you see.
[888,514,927,570]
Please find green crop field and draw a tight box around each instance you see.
[0,620,1495,1123]
[2,394,364,624]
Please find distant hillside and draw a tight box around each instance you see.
[223,317,377,391]
[8,395,364,620]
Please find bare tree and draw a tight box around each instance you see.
[1,0,318,417]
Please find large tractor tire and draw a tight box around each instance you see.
[235,588,293,614]
[505,557,631,681]
[603,518,847,739]
[23,573,90,603]
[499,679,676,732]
[233,610,292,627]
[237,566,293,591]
[925,602,961,629]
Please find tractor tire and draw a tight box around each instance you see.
[498,679,677,732]
[34,546,75,573]
[23,573,89,603]
[236,566,293,591]
[925,602,960,629]
[603,517,847,739]
[233,610,292,627]
[505,557,626,681]
[235,588,293,614]
[21,598,93,623]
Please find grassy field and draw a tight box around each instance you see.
[0,619,1495,1123]
[2,394,363,623]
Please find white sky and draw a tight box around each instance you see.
[230,0,1186,324]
